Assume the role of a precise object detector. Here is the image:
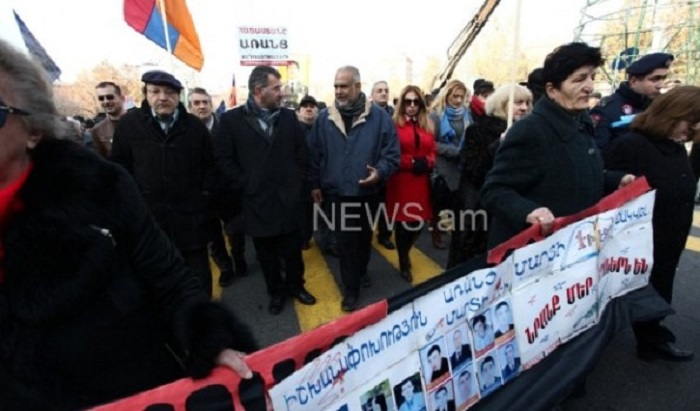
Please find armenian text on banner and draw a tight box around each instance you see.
[94,179,654,410]
[238,26,290,66]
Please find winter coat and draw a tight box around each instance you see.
[481,97,624,249]
[214,104,307,237]
[386,119,435,222]
[111,101,218,251]
[0,139,255,410]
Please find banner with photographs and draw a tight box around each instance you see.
[270,190,655,411]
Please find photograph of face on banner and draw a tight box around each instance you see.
[447,324,472,369]
[470,310,495,358]
[420,337,451,390]
[393,372,427,411]
[428,381,456,411]
[499,340,521,381]
[360,379,396,411]
[477,353,502,397]
[452,363,480,411]
[493,299,515,342]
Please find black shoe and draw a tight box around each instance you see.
[268,295,285,315]
[218,268,235,287]
[341,294,359,312]
[637,342,694,362]
[400,270,413,282]
[657,324,677,343]
[360,274,371,288]
[291,288,317,305]
[378,237,395,250]
[234,259,248,276]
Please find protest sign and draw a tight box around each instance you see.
[238,26,290,66]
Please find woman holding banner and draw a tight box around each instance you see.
[604,85,700,362]
[0,39,255,409]
[480,42,634,250]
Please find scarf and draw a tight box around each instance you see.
[246,95,280,137]
[470,95,486,117]
[335,92,367,119]
[439,105,470,144]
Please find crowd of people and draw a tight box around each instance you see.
[1,35,699,408]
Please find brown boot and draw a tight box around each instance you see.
[431,221,446,250]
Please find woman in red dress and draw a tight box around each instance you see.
[386,85,435,282]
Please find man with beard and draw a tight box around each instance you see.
[309,66,400,312]
[92,81,125,157]
[215,66,316,315]
[111,71,217,296]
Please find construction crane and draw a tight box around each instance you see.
[432,0,502,92]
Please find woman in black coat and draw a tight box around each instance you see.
[604,85,700,362]
[480,42,634,250]
[451,83,532,266]
[0,40,255,410]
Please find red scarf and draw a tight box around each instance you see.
[470,95,486,117]
[0,162,32,283]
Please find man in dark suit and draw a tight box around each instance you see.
[494,301,515,339]
[501,343,521,380]
[479,356,502,394]
[214,66,316,314]
[433,385,455,411]
[449,329,472,368]
[427,344,450,382]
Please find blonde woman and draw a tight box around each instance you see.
[450,84,533,265]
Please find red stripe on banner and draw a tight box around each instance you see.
[123,0,155,33]
[487,177,651,264]
[93,300,388,410]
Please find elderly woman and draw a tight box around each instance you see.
[449,84,533,266]
[386,85,435,282]
[0,40,254,409]
[604,86,700,362]
[429,80,472,253]
[480,42,634,250]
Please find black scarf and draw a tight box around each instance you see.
[335,92,367,119]
[246,95,280,136]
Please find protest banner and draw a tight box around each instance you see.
[238,26,290,66]
[94,178,655,411]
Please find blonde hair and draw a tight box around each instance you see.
[393,85,432,132]
[485,83,533,121]
[430,79,470,114]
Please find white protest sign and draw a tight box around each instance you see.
[238,26,290,66]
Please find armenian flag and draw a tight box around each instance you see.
[123,0,203,70]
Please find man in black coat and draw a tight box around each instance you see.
[214,65,316,315]
[112,71,218,297]
[188,87,248,287]
[591,52,674,150]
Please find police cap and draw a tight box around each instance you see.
[626,53,674,76]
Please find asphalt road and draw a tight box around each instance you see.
[217,214,700,411]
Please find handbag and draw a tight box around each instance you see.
[430,172,451,213]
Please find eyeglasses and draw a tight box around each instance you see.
[97,94,115,102]
[0,105,31,128]
[403,98,421,107]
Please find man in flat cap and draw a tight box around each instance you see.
[111,70,219,297]
[591,52,674,150]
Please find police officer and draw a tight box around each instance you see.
[591,52,674,150]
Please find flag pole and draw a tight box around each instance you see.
[158,0,176,74]
[507,0,523,129]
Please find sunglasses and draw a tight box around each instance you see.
[0,105,31,128]
[98,94,115,102]
[403,98,422,107]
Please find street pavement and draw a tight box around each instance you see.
[217,212,700,410]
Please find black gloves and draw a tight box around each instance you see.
[412,157,429,175]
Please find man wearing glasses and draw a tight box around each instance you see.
[591,52,674,151]
[91,81,125,157]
